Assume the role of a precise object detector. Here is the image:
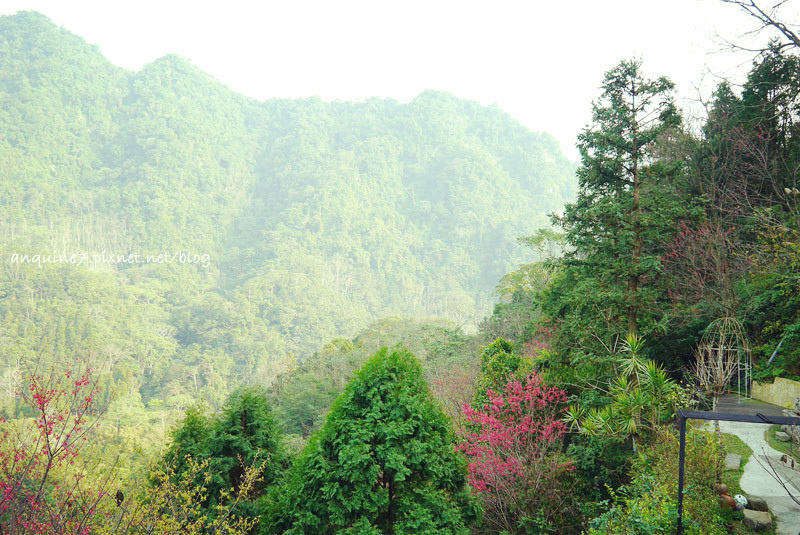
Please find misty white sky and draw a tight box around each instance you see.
[2,0,799,159]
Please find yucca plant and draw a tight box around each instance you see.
[566,335,682,453]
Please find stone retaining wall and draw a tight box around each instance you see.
[752,377,800,408]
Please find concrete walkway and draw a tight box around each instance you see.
[717,418,800,535]
[716,394,787,418]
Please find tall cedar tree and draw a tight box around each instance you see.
[264,347,477,535]
[545,60,685,371]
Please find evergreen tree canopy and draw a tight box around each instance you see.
[164,386,286,519]
[266,347,477,535]
[543,59,690,374]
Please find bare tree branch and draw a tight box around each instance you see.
[753,447,800,506]
[722,0,800,50]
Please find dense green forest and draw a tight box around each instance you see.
[0,11,575,413]
[3,4,800,535]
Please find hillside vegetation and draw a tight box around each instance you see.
[0,12,575,411]
[3,5,800,535]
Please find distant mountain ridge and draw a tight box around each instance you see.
[0,11,575,408]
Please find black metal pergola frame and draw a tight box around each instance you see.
[677,409,800,534]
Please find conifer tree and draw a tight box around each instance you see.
[266,347,477,535]
[164,386,286,520]
[544,59,686,369]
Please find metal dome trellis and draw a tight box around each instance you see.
[696,316,753,401]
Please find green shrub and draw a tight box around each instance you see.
[587,427,727,535]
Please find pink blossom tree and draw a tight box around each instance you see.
[458,373,578,534]
[0,360,107,535]
[0,361,263,535]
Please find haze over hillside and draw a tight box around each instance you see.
[0,12,575,408]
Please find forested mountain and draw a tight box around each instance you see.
[0,12,575,410]
[5,4,800,535]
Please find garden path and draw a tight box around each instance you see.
[714,396,800,535]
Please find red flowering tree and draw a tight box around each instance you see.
[662,221,747,319]
[522,327,553,359]
[0,360,106,535]
[0,362,263,535]
[458,373,578,534]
